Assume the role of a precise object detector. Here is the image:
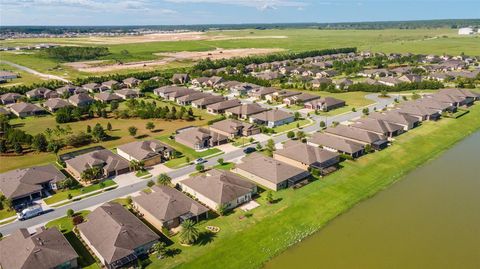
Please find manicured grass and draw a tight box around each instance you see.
[143,104,480,269]
[0,63,49,87]
[213,162,235,171]
[45,210,100,269]
[157,136,222,168]
[43,180,116,205]
[136,170,151,178]
[272,119,311,133]
[0,208,16,221]
[1,103,217,173]
[231,137,254,147]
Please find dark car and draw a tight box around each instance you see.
[243,147,256,154]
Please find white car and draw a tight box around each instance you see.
[194,158,207,164]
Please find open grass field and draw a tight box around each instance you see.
[0,104,218,173]
[1,28,478,80]
[140,104,480,269]
[0,63,48,86]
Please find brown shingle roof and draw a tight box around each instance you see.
[236,153,309,184]
[133,185,208,223]
[0,227,78,269]
[77,202,159,264]
[325,124,386,144]
[250,109,293,122]
[117,140,172,161]
[182,170,256,204]
[309,133,364,155]
[275,140,339,166]
[0,164,66,200]
[65,149,129,176]
[225,103,267,116]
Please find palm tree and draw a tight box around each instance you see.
[179,219,199,245]
[152,241,167,258]
[157,173,172,186]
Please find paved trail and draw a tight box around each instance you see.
[0,60,70,83]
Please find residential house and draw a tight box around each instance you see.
[132,185,209,230]
[358,68,391,78]
[94,92,122,103]
[43,98,72,112]
[438,88,480,106]
[77,202,159,269]
[265,90,301,102]
[324,124,388,150]
[82,82,100,92]
[115,89,140,100]
[65,149,130,180]
[0,164,66,204]
[8,102,45,117]
[206,99,242,114]
[368,111,420,131]
[26,87,58,99]
[351,118,405,138]
[122,77,141,88]
[234,153,310,191]
[398,74,422,83]
[273,140,340,174]
[190,77,210,87]
[176,92,211,106]
[0,227,78,269]
[0,107,11,116]
[0,92,22,104]
[248,87,277,100]
[117,140,173,166]
[378,77,403,87]
[153,86,187,98]
[56,85,84,96]
[68,93,94,107]
[283,92,319,106]
[175,127,228,150]
[205,76,225,88]
[101,80,120,90]
[334,78,354,89]
[311,78,332,88]
[179,169,257,210]
[308,132,365,158]
[191,95,226,109]
[171,73,190,84]
[164,88,196,101]
[304,97,345,111]
[0,71,17,81]
[249,109,295,128]
[397,102,441,121]
[209,119,260,138]
[224,103,267,120]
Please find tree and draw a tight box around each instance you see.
[266,139,275,152]
[128,126,138,137]
[13,143,23,154]
[146,122,155,132]
[256,143,263,151]
[287,131,295,139]
[319,121,326,128]
[67,193,73,200]
[106,122,112,131]
[81,167,101,182]
[129,160,145,171]
[0,139,7,153]
[365,144,372,153]
[110,101,119,111]
[179,219,199,245]
[32,133,48,152]
[152,241,167,258]
[294,111,301,121]
[296,131,306,141]
[362,108,369,115]
[92,123,107,142]
[217,158,224,165]
[86,125,92,133]
[66,209,74,217]
[195,164,205,172]
[157,173,172,186]
[265,191,274,204]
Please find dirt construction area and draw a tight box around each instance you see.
[65,48,285,73]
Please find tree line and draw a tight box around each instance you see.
[192,47,357,71]
[41,46,110,62]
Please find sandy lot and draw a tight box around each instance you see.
[66,48,285,73]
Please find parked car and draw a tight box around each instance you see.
[17,204,44,221]
[243,147,256,154]
[194,158,207,164]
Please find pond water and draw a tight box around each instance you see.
[264,131,480,269]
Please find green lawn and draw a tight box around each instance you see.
[1,28,479,79]
[157,136,223,168]
[213,162,235,171]
[1,102,217,173]
[0,208,16,221]
[272,119,311,133]
[141,104,480,269]
[45,210,100,269]
[0,63,49,87]
[43,180,116,205]
[136,170,152,178]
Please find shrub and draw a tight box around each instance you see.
[72,215,84,226]
[66,209,74,217]
[147,180,155,187]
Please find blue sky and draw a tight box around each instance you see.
[1,0,479,26]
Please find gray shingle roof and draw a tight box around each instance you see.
[117,140,172,161]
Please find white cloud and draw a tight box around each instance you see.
[164,0,308,10]
[1,0,168,12]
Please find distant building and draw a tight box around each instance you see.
[458,27,474,35]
